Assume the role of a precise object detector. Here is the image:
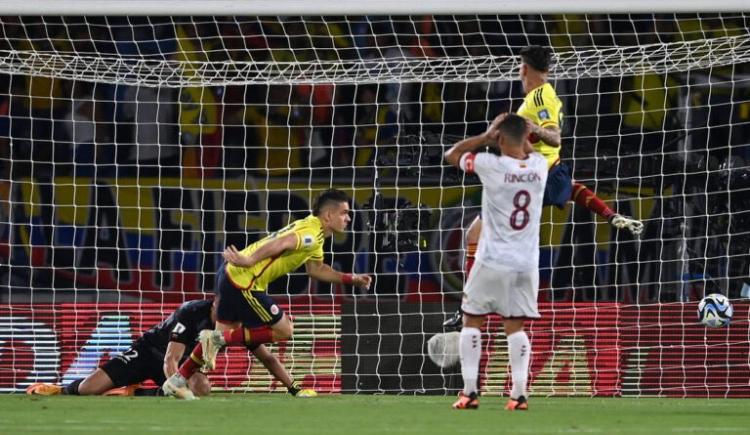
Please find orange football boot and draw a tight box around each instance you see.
[505,395,529,411]
[25,383,63,396]
[452,391,479,409]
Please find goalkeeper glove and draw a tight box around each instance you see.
[288,381,317,398]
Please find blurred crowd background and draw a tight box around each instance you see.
[0,14,748,182]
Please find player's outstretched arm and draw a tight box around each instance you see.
[251,345,316,397]
[163,341,186,378]
[222,233,298,268]
[526,118,561,147]
[253,345,293,386]
[305,260,371,290]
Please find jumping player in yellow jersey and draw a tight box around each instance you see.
[443,46,644,332]
[462,45,643,277]
[163,189,371,399]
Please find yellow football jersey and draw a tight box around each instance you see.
[225,214,325,291]
[517,82,563,169]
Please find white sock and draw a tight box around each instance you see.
[459,327,481,396]
[507,330,531,399]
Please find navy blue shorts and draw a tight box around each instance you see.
[214,263,285,328]
[543,162,573,208]
[101,339,167,387]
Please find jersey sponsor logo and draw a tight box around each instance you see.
[504,172,542,183]
[538,109,550,121]
[302,235,314,247]
[270,304,280,316]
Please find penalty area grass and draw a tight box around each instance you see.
[4,394,749,435]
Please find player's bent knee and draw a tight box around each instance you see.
[76,381,103,396]
[78,369,115,395]
[462,314,485,329]
[272,317,294,341]
[273,325,293,341]
[503,319,525,336]
[189,373,211,397]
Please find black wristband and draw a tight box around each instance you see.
[287,381,301,396]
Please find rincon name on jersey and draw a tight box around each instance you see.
[504,172,543,183]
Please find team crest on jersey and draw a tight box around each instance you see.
[302,235,314,247]
[538,109,550,120]
[270,304,280,315]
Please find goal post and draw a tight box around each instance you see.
[1,0,749,14]
[0,5,749,397]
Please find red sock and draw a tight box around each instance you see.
[178,343,204,378]
[223,326,274,346]
[222,328,246,345]
[571,183,615,220]
[465,243,477,277]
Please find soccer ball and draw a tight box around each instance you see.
[427,331,460,368]
[697,293,733,328]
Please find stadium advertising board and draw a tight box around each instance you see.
[2,302,747,396]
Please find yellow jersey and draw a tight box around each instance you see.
[225,214,325,291]
[517,83,563,169]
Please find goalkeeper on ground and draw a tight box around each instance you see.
[26,299,315,397]
[163,188,371,399]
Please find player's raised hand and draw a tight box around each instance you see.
[485,112,508,142]
[352,274,372,290]
[222,245,253,267]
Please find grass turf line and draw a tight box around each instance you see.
[4,395,749,435]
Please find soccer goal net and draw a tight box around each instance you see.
[1,3,749,397]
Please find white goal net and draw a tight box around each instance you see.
[1,10,749,397]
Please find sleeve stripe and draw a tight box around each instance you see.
[534,88,544,107]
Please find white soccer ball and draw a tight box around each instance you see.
[697,293,733,328]
[427,331,460,368]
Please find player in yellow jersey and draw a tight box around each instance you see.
[463,45,644,269]
[444,46,643,332]
[163,189,371,399]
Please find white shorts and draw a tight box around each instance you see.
[461,262,540,319]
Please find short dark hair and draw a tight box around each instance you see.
[520,45,553,72]
[497,114,528,145]
[312,188,350,216]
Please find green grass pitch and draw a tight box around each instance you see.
[4,394,749,434]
